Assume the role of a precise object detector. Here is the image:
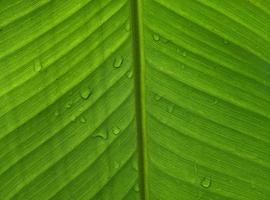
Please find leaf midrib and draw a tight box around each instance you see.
[130,0,149,199]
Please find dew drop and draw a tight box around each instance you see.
[71,115,76,122]
[80,88,92,100]
[168,105,174,113]
[54,110,60,116]
[223,39,229,45]
[93,131,108,140]
[181,64,185,69]
[127,70,133,78]
[114,161,120,169]
[134,184,140,192]
[65,101,73,109]
[80,116,86,123]
[112,127,120,135]
[182,51,187,57]
[125,22,131,32]
[152,34,160,41]
[200,177,211,188]
[113,56,123,68]
[34,59,42,72]
[154,94,161,101]
[132,158,138,171]
[210,99,218,105]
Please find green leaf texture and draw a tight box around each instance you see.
[1,0,270,199]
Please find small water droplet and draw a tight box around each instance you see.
[134,184,140,192]
[132,158,138,171]
[80,88,92,100]
[54,110,60,116]
[182,51,187,57]
[112,127,120,135]
[71,115,76,122]
[113,56,123,68]
[153,34,160,41]
[162,38,169,43]
[80,116,86,123]
[168,105,174,113]
[125,22,131,32]
[181,64,185,69]
[93,131,108,140]
[114,161,120,169]
[34,59,42,72]
[65,101,73,109]
[154,94,161,101]
[200,177,211,188]
[210,99,218,105]
[223,39,229,45]
[127,70,133,78]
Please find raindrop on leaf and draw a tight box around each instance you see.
[34,59,42,72]
[80,88,92,100]
[153,34,160,41]
[93,131,108,140]
[112,127,120,135]
[200,177,211,188]
[113,56,123,68]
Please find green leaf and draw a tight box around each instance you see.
[0,0,270,199]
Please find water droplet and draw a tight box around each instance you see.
[80,88,92,100]
[112,127,120,135]
[132,158,138,171]
[200,177,211,188]
[154,94,161,101]
[93,131,108,140]
[54,110,60,116]
[168,105,174,113]
[181,64,185,69]
[71,115,76,122]
[182,51,187,57]
[125,22,131,32]
[80,116,86,123]
[127,70,133,78]
[223,39,229,45]
[162,38,169,43]
[113,56,123,68]
[65,101,73,109]
[134,184,140,192]
[114,161,120,169]
[34,59,42,72]
[210,99,218,105]
[153,34,160,41]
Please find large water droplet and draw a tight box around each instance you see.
[112,127,120,135]
[113,56,123,68]
[34,59,42,72]
[153,34,160,41]
[80,88,92,100]
[93,131,108,140]
[200,177,211,188]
